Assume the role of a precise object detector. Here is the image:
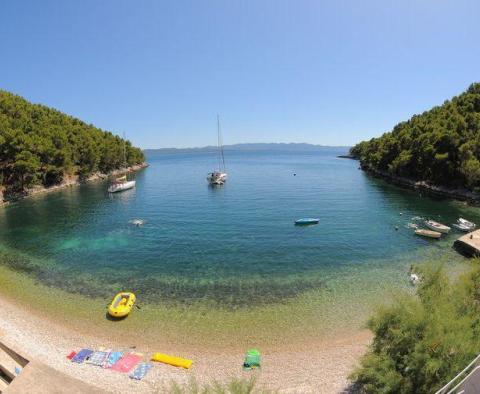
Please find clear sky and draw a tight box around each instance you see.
[0,1,479,149]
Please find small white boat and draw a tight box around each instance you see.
[415,229,442,239]
[452,223,473,232]
[108,176,136,193]
[425,220,450,234]
[459,218,476,229]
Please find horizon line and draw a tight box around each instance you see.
[143,142,352,150]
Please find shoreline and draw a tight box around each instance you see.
[359,164,480,204]
[0,271,371,393]
[0,162,149,207]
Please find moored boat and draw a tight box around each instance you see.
[107,134,136,193]
[415,229,442,239]
[295,218,320,225]
[207,115,228,186]
[425,220,451,234]
[108,175,136,193]
[458,217,476,229]
[453,223,474,232]
[207,171,227,185]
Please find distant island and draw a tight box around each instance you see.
[351,82,480,197]
[0,90,145,202]
[145,142,350,156]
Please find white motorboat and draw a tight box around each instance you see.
[452,218,475,232]
[108,176,135,193]
[459,218,476,228]
[207,115,227,186]
[424,220,451,234]
[415,229,442,239]
[452,223,472,232]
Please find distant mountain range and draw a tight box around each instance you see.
[144,143,350,155]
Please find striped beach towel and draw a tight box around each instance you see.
[71,349,93,364]
[111,353,142,373]
[86,351,110,366]
[103,351,124,369]
[129,362,153,380]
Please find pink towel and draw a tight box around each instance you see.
[111,353,142,373]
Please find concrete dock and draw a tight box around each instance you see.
[454,229,480,257]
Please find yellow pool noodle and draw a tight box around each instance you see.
[151,352,193,369]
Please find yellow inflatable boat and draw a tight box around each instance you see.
[108,292,136,318]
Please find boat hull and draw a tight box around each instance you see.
[453,223,474,232]
[295,218,320,225]
[108,180,136,193]
[415,229,442,239]
[425,221,450,234]
[207,172,227,185]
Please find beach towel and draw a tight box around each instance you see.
[111,353,142,373]
[129,362,153,380]
[86,351,110,366]
[103,351,124,369]
[66,351,77,360]
[71,349,93,364]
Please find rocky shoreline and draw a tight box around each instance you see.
[0,162,148,207]
[359,164,480,204]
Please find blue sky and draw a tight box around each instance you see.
[0,1,479,149]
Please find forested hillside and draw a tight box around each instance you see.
[351,83,480,191]
[0,90,144,194]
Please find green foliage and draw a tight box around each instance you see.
[0,90,144,193]
[350,263,480,393]
[351,83,480,190]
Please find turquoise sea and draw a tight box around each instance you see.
[0,147,476,312]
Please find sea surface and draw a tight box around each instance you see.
[0,148,475,318]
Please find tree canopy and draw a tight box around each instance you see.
[0,90,144,194]
[351,83,480,191]
[350,264,480,393]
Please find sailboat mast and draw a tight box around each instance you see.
[217,115,226,172]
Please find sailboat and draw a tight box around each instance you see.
[108,134,136,193]
[207,115,227,185]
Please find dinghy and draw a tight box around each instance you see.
[108,292,136,318]
[295,218,319,226]
[453,223,474,232]
[458,218,475,229]
[425,220,451,234]
[415,229,442,239]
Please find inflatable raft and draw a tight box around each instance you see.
[108,292,136,318]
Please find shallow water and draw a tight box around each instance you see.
[0,148,475,312]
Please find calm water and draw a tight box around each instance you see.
[0,148,475,308]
